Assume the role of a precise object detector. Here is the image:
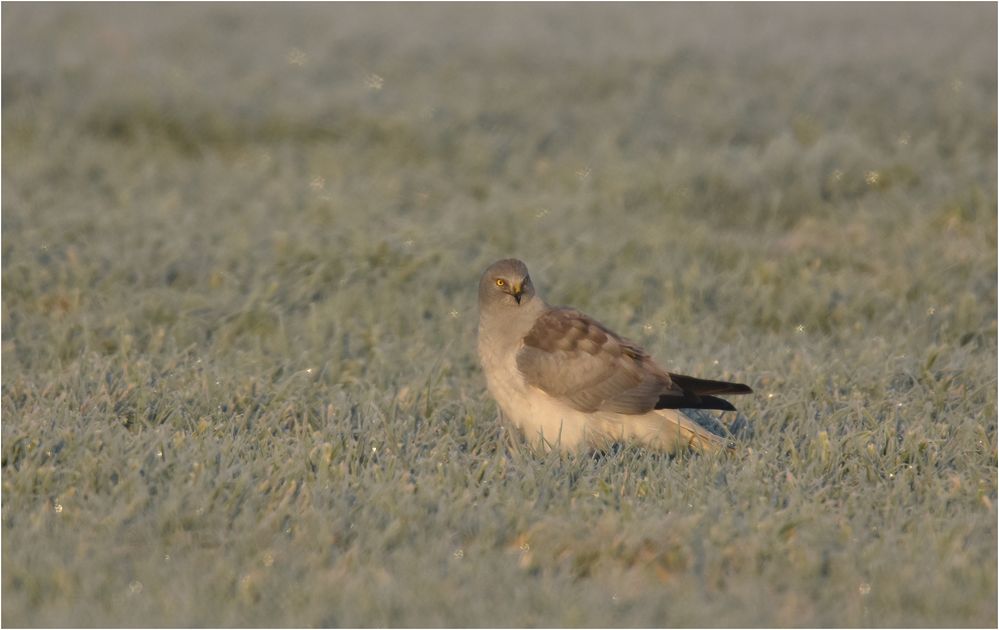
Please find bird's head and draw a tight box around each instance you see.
[479,258,536,309]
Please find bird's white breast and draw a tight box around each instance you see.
[477,332,594,450]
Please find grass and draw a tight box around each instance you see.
[2,3,996,627]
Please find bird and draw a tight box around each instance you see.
[476,258,752,454]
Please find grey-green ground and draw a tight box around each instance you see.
[2,4,996,627]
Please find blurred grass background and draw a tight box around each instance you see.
[2,3,996,627]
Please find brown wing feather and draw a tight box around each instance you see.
[516,308,682,414]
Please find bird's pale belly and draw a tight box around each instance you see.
[502,385,593,450]
[480,345,596,450]
[498,390,715,453]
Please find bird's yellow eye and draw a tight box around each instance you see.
[495,278,506,287]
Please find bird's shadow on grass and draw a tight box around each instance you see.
[684,408,755,441]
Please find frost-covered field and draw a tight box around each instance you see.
[2,4,996,626]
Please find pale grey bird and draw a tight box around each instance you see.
[477,258,752,453]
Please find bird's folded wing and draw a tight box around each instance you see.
[516,308,680,414]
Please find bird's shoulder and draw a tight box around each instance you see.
[522,307,650,362]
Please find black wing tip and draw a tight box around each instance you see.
[668,373,754,396]
[655,394,738,411]
[654,379,754,411]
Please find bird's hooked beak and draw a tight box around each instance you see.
[511,283,523,304]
